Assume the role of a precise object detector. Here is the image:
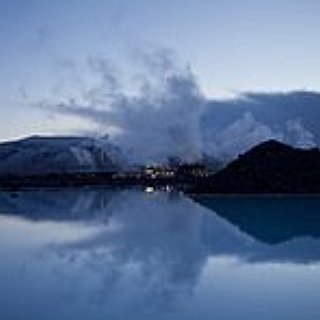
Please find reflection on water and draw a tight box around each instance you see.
[0,189,320,320]
[196,196,320,244]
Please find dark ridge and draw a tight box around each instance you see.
[189,140,320,194]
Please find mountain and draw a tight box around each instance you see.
[0,136,126,176]
[189,140,320,193]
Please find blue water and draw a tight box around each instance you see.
[0,189,320,320]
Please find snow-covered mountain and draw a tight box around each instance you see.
[0,136,127,176]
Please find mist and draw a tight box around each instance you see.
[50,52,319,165]
[53,52,205,164]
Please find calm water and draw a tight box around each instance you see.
[0,189,320,320]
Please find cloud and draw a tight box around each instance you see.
[53,52,205,164]
[202,112,317,161]
[203,112,283,160]
[202,91,318,160]
[45,52,320,164]
[285,118,316,149]
[204,91,320,142]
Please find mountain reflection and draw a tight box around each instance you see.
[1,190,320,319]
[1,189,320,265]
[195,196,320,244]
[0,189,117,222]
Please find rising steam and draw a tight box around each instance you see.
[48,51,318,164]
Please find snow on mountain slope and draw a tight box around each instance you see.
[0,136,126,176]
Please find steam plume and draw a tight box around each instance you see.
[48,52,319,164]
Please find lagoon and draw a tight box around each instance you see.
[0,189,320,320]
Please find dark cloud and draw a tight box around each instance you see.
[202,91,320,159]
[206,91,320,136]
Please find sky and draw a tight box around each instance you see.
[1,0,320,142]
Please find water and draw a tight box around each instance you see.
[0,189,320,320]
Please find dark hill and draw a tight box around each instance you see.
[189,140,320,194]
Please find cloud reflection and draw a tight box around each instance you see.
[1,190,320,318]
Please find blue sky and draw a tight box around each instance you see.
[1,0,320,141]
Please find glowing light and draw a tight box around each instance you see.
[145,186,155,193]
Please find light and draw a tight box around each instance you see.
[145,168,154,174]
[145,186,155,193]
